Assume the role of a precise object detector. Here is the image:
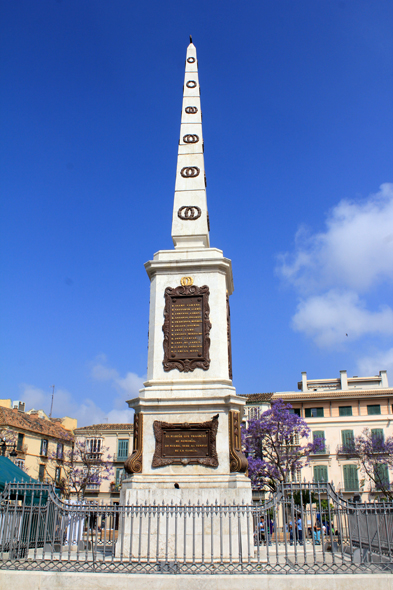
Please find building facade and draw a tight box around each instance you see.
[0,399,75,484]
[242,370,393,500]
[74,423,133,501]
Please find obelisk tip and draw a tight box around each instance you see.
[189,35,193,44]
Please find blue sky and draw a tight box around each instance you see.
[1,1,392,426]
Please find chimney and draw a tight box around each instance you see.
[301,372,308,392]
[340,370,348,390]
[380,370,389,388]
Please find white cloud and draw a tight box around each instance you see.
[357,348,393,377]
[277,183,393,348]
[278,183,393,293]
[20,384,108,427]
[19,357,145,428]
[90,356,145,409]
[292,290,393,347]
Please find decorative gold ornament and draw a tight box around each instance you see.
[180,276,193,287]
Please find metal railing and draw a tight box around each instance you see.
[310,444,330,455]
[0,481,392,574]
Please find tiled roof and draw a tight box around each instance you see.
[74,423,133,433]
[238,393,274,402]
[0,407,74,441]
[272,389,393,401]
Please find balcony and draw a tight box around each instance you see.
[336,444,357,457]
[310,444,330,456]
[16,444,28,454]
[85,483,100,492]
[85,452,103,462]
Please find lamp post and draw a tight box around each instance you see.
[1,439,18,458]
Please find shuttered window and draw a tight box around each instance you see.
[115,468,125,485]
[313,431,325,453]
[339,406,352,417]
[374,464,389,490]
[38,464,45,482]
[343,465,359,491]
[341,430,354,446]
[305,407,324,418]
[371,428,384,443]
[367,405,381,415]
[314,465,328,483]
[117,439,129,460]
[40,439,48,457]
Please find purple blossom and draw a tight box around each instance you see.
[340,428,393,499]
[243,399,320,492]
[48,439,114,499]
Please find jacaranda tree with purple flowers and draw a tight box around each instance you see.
[243,399,322,492]
[48,439,113,499]
[340,428,393,500]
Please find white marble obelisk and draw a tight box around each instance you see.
[121,40,251,511]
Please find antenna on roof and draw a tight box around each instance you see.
[49,385,55,419]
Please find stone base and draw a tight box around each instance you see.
[120,473,252,504]
[118,474,252,559]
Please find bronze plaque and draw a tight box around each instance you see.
[171,296,203,358]
[163,285,211,372]
[152,417,219,468]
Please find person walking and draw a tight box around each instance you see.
[297,516,303,545]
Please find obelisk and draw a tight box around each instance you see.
[121,39,251,508]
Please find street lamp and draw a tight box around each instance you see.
[1,439,18,458]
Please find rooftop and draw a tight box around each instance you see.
[272,388,393,401]
[238,393,274,402]
[0,406,74,441]
[74,423,133,433]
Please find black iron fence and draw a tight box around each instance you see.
[0,481,392,574]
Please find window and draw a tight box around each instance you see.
[55,466,61,482]
[341,430,354,447]
[313,431,326,453]
[56,443,64,460]
[38,464,45,482]
[17,433,24,451]
[371,428,384,444]
[288,408,301,417]
[117,439,129,460]
[15,459,25,470]
[339,406,352,417]
[367,405,381,415]
[343,465,359,492]
[305,407,324,418]
[88,438,101,453]
[40,439,48,457]
[249,407,260,420]
[374,464,389,490]
[314,465,328,483]
[289,468,301,483]
[115,468,125,487]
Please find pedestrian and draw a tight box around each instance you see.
[297,516,303,545]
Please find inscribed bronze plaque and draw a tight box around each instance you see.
[152,416,219,468]
[162,429,210,458]
[163,284,211,373]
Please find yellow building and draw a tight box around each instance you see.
[74,423,134,501]
[242,370,393,500]
[0,399,75,484]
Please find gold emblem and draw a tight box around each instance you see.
[180,276,193,287]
